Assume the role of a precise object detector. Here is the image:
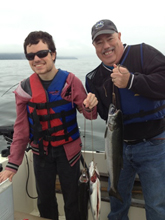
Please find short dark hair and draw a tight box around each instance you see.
[23,31,56,54]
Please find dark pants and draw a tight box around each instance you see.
[33,145,80,220]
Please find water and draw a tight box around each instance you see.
[0,58,106,152]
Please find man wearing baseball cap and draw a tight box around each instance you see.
[92,19,118,42]
[85,19,165,220]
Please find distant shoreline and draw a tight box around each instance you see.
[0,53,77,60]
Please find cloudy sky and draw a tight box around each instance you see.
[0,0,165,57]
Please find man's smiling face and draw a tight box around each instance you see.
[26,40,56,80]
[93,33,124,66]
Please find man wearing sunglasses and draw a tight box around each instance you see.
[0,31,98,220]
[85,19,165,220]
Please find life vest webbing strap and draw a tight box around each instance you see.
[28,108,76,122]
[61,110,68,141]
[123,104,165,121]
[44,126,79,142]
[29,118,77,137]
[28,99,70,109]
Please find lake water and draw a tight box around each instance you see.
[0,57,106,153]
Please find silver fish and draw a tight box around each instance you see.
[104,104,123,202]
[89,160,101,220]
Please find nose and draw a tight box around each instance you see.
[33,54,41,62]
[103,40,110,49]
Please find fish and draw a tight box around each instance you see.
[88,160,101,220]
[104,103,123,202]
[78,169,89,220]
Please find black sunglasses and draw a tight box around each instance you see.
[25,50,52,60]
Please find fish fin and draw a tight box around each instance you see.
[109,188,123,203]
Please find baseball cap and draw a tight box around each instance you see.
[91,19,118,42]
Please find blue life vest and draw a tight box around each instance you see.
[119,45,165,124]
[119,87,165,124]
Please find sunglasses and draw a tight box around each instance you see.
[25,50,52,60]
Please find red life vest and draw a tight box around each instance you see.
[27,71,80,155]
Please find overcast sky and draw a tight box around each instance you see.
[0,0,165,57]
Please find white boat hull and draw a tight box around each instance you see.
[0,151,146,220]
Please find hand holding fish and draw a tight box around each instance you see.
[111,64,130,88]
[83,93,98,109]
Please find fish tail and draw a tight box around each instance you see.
[109,188,123,203]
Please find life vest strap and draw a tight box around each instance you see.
[28,99,70,109]
[61,110,68,141]
[30,117,77,138]
[44,126,79,142]
[123,104,165,121]
[28,108,76,122]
